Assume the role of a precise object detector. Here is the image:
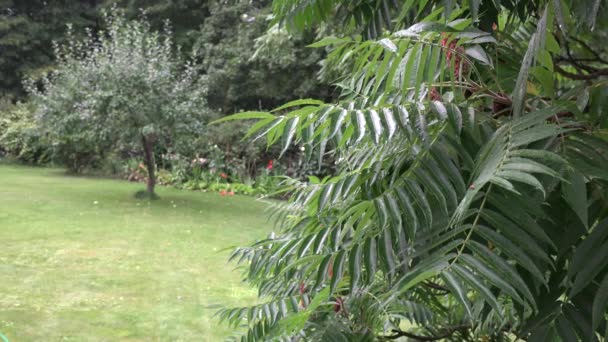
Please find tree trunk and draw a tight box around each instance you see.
[142,134,156,195]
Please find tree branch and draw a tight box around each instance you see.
[568,36,608,65]
[423,281,450,293]
[382,325,470,341]
[554,64,608,80]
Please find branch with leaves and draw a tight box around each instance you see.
[216,1,608,341]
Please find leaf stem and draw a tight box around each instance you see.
[449,184,493,267]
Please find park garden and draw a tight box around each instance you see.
[1,0,608,341]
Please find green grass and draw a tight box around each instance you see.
[0,164,270,341]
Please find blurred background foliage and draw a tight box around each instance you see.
[0,0,336,195]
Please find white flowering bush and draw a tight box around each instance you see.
[26,8,209,195]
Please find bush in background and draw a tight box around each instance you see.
[0,102,50,164]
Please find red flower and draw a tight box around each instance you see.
[266,160,273,170]
[429,87,442,101]
[440,34,470,78]
[219,172,228,179]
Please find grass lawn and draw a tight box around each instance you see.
[0,164,270,341]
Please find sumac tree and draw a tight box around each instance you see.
[217,0,608,341]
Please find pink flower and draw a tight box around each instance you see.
[266,160,273,170]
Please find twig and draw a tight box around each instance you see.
[554,64,608,80]
[382,324,470,341]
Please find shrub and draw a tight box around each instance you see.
[0,102,50,164]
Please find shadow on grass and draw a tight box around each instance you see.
[134,190,160,200]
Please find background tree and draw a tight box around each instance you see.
[27,9,208,196]
[195,0,332,114]
[0,0,100,100]
[218,0,608,340]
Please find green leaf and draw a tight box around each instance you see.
[355,110,367,143]
[211,111,274,124]
[468,240,537,309]
[395,187,418,239]
[243,117,275,140]
[442,271,473,319]
[511,124,563,147]
[389,257,450,296]
[570,240,608,297]
[496,170,546,197]
[452,264,503,318]
[562,171,588,228]
[568,219,608,281]
[553,0,568,36]
[329,109,348,139]
[369,109,383,144]
[394,22,449,38]
[460,254,524,305]
[470,0,480,21]
[385,192,403,230]
[379,227,396,276]
[587,0,602,30]
[308,36,352,48]
[415,44,431,99]
[402,43,422,90]
[476,225,546,284]
[502,159,561,179]
[377,38,397,53]
[556,315,579,342]
[280,117,300,157]
[481,209,551,264]
[272,99,324,112]
[430,101,448,120]
[592,273,608,332]
[426,45,441,88]
[315,254,332,289]
[511,5,549,118]
[318,183,335,212]
[382,107,397,139]
[404,179,432,227]
[364,237,378,283]
[330,250,346,295]
[349,244,362,291]
[465,45,492,66]
[530,66,554,97]
[375,197,389,228]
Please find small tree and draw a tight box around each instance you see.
[27,9,208,196]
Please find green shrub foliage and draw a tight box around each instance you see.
[0,102,50,164]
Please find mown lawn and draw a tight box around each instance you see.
[0,164,270,341]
